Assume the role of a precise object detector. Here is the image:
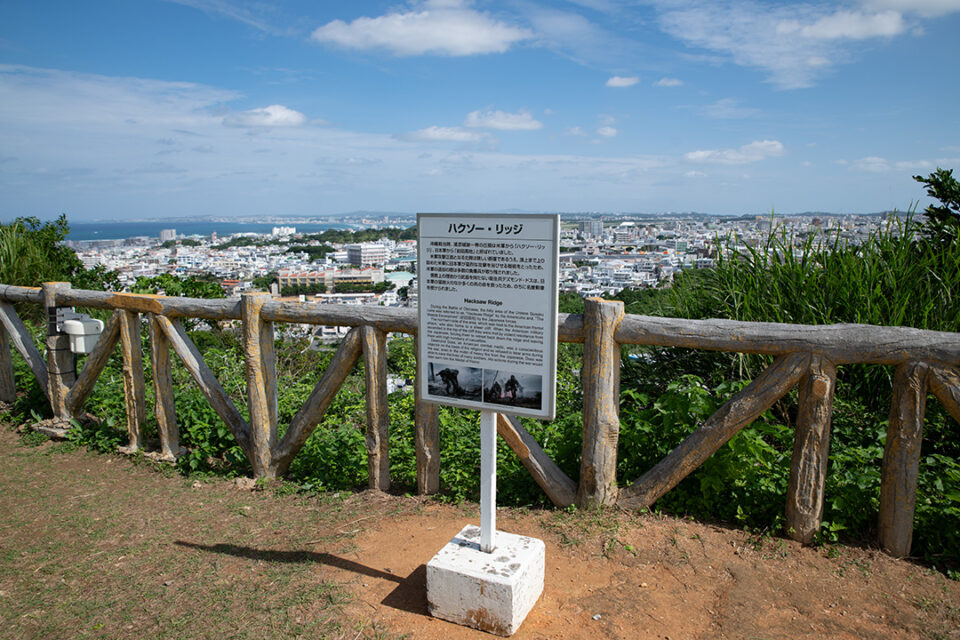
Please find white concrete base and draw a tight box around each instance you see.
[426,525,545,636]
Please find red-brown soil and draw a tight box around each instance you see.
[1,426,958,640]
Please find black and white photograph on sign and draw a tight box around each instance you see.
[427,362,482,401]
[482,370,543,411]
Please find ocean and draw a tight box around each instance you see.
[64,221,359,242]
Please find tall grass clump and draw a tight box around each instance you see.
[706,216,958,331]
[641,191,960,568]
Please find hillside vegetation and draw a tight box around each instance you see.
[1,170,958,575]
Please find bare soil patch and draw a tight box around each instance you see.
[1,425,958,640]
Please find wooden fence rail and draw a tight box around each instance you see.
[1,283,959,559]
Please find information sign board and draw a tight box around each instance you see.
[417,213,560,420]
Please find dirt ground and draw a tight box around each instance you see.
[1,426,958,640]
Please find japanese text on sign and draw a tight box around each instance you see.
[424,240,547,293]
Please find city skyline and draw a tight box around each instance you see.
[2,0,959,221]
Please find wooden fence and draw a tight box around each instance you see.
[1,282,959,559]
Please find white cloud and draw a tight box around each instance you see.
[854,156,890,172]
[778,10,905,40]
[597,126,617,137]
[861,0,960,17]
[310,0,532,56]
[521,5,628,67]
[895,160,934,171]
[655,2,916,88]
[606,75,639,87]
[655,77,684,87]
[685,170,707,177]
[701,98,760,119]
[685,140,785,164]
[465,109,543,130]
[223,104,307,127]
[566,126,588,136]
[164,0,285,35]
[852,156,934,172]
[402,126,488,142]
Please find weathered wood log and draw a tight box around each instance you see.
[243,293,278,478]
[577,298,625,508]
[0,302,48,399]
[65,311,121,416]
[274,327,362,475]
[148,313,179,461]
[0,284,43,304]
[361,325,390,491]
[619,352,809,509]
[785,355,837,545]
[557,313,584,343]
[119,310,146,453]
[18,283,960,366]
[929,365,960,426]
[615,315,960,366]
[45,334,75,417]
[878,361,929,557]
[0,321,15,403]
[4,283,591,343]
[262,301,417,334]
[57,289,242,320]
[414,335,440,495]
[154,315,251,454]
[43,283,75,418]
[497,413,577,507]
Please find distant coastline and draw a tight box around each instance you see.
[63,221,359,242]
[6,209,900,242]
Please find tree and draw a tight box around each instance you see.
[252,271,278,291]
[131,273,225,299]
[914,168,960,245]
[279,283,327,297]
[0,214,120,291]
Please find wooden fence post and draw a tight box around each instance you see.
[42,282,76,420]
[414,335,440,495]
[619,352,809,510]
[785,355,837,544]
[929,366,960,425]
[878,361,929,557]
[118,309,145,453]
[273,328,362,475]
[0,322,15,403]
[154,315,251,454]
[0,301,49,401]
[361,325,390,491]
[148,313,180,461]
[498,413,577,507]
[577,297,624,508]
[243,293,278,478]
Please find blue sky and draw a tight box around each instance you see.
[1,0,958,221]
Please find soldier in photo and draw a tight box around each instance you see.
[504,374,523,400]
[438,367,463,395]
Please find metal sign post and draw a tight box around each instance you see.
[480,409,497,552]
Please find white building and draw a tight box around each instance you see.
[347,242,390,267]
[159,229,176,242]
